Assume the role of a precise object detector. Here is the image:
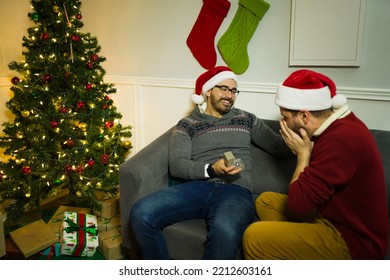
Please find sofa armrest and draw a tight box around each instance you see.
[119,127,173,254]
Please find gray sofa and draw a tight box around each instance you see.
[119,119,390,260]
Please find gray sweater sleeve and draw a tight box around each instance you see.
[251,118,293,157]
[168,128,207,180]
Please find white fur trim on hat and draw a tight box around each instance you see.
[192,93,205,105]
[331,94,347,109]
[276,85,332,111]
[202,71,238,95]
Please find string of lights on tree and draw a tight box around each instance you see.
[0,0,132,221]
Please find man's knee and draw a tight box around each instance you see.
[255,192,289,221]
[130,199,153,225]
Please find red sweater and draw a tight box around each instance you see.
[288,113,388,259]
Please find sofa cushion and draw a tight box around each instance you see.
[163,219,206,260]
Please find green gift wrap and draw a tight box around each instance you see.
[60,211,99,257]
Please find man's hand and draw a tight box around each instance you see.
[211,158,242,177]
[279,120,312,157]
[279,120,312,184]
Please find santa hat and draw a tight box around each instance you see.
[192,66,238,104]
[275,70,347,110]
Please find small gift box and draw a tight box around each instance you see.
[99,227,125,260]
[9,219,58,258]
[97,214,121,233]
[60,211,99,257]
[41,242,61,259]
[93,191,120,218]
[1,211,8,258]
[47,205,91,240]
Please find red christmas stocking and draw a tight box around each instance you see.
[187,0,231,69]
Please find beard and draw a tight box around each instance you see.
[209,94,234,115]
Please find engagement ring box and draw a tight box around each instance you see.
[223,151,245,170]
[223,151,236,166]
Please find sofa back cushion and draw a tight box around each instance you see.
[370,129,390,217]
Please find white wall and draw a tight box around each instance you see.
[1,0,389,156]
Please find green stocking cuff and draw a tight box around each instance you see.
[239,0,270,19]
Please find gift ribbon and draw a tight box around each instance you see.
[64,218,99,236]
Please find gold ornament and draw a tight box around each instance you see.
[73,120,80,127]
[21,110,30,117]
[76,191,82,197]
[78,122,87,131]
[122,140,132,149]
[52,5,60,13]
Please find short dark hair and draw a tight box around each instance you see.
[289,108,333,118]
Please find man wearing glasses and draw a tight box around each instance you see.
[130,66,291,259]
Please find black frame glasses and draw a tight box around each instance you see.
[213,85,240,96]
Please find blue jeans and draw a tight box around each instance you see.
[130,180,255,260]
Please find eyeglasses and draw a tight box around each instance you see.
[213,85,240,97]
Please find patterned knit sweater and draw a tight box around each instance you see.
[168,106,291,191]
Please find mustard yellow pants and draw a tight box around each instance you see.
[243,192,352,260]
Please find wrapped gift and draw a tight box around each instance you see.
[97,214,121,232]
[98,227,125,260]
[1,211,6,258]
[41,242,60,259]
[47,205,91,240]
[60,211,98,257]
[93,191,120,218]
[9,219,58,258]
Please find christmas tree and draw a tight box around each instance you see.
[0,0,132,221]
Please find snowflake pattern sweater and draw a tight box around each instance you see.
[168,106,291,191]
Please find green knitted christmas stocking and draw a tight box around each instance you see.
[217,0,270,74]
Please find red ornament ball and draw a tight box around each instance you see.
[105,121,114,128]
[76,13,82,20]
[21,166,32,175]
[50,121,59,128]
[41,32,51,41]
[87,159,95,167]
[42,73,52,83]
[76,166,84,174]
[11,76,20,85]
[91,54,99,62]
[86,83,93,91]
[59,107,68,114]
[86,62,93,69]
[64,164,73,173]
[102,104,108,110]
[76,101,85,109]
[100,154,110,164]
[66,139,75,147]
[71,34,80,42]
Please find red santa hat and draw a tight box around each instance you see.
[275,70,347,110]
[192,66,238,104]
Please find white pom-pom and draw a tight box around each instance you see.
[332,94,347,109]
[191,94,204,104]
